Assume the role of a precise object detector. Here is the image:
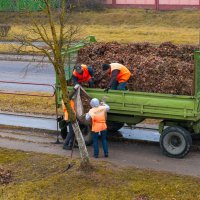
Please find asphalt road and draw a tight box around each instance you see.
[0,41,45,46]
[0,60,55,92]
[0,112,160,142]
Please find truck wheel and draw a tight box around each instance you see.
[107,121,124,132]
[160,126,192,158]
[79,124,93,146]
[60,124,92,145]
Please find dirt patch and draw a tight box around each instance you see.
[134,195,150,200]
[0,166,12,185]
[143,119,160,124]
[77,42,197,95]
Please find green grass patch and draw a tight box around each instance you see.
[1,148,200,200]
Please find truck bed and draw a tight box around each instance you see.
[83,88,199,122]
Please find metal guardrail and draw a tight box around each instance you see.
[0,80,55,97]
[0,80,61,143]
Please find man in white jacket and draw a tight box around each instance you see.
[86,98,110,158]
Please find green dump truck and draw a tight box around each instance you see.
[56,37,200,158]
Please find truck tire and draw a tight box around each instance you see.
[160,126,192,158]
[60,123,92,146]
[79,124,93,146]
[107,121,124,132]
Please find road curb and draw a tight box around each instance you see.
[0,53,50,63]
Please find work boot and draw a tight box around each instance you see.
[63,146,72,150]
[104,154,108,158]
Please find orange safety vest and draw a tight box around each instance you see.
[88,106,107,132]
[73,64,91,83]
[62,100,75,121]
[110,63,131,83]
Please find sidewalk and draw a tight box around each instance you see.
[1,128,200,177]
[0,53,49,62]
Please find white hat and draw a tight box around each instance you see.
[90,98,100,108]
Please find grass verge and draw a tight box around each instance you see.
[2,24,199,45]
[0,9,199,55]
[0,44,13,54]
[0,93,61,115]
[0,148,200,200]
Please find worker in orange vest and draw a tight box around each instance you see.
[86,98,110,158]
[102,63,131,92]
[72,63,94,87]
[62,95,76,150]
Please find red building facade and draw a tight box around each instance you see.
[105,0,200,10]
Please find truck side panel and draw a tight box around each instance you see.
[83,88,198,121]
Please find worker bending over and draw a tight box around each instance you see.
[86,98,110,158]
[102,63,131,92]
[72,63,94,87]
[62,93,76,150]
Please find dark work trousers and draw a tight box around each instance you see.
[63,122,75,147]
[111,80,127,90]
[88,78,94,88]
[92,130,108,157]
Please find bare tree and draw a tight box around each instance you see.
[17,0,90,168]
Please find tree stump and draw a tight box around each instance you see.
[0,24,11,37]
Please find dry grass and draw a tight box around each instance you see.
[84,25,199,44]
[5,21,200,45]
[1,9,199,28]
[0,24,198,54]
[0,44,14,54]
[0,9,199,50]
[0,93,62,115]
[1,148,200,200]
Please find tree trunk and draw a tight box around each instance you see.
[58,67,90,168]
[71,120,90,166]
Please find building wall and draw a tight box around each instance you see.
[106,0,200,10]
[159,0,199,5]
[116,0,155,4]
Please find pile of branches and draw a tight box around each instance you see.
[77,42,197,95]
[0,166,12,185]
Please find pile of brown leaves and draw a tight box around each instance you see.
[80,92,91,114]
[77,42,197,95]
[0,166,12,185]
